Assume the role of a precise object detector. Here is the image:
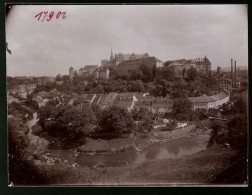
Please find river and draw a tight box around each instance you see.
[26,114,210,168]
[74,134,209,167]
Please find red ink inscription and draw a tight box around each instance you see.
[35,11,67,22]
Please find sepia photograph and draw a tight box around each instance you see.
[5,4,248,186]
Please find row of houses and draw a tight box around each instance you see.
[70,92,173,115]
[188,90,230,110]
[69,90,230,115]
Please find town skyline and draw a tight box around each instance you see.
[6,4,248,76]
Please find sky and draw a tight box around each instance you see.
[6,4,248,76]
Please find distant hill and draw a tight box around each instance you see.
[222,67,231,72]
[237,66,248,71]
[221,66,248,72]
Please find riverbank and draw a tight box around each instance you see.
[26,118,210,169]
[33,144,239,185]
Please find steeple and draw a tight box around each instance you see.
[110,48,114,60]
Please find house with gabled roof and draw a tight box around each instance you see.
[112,93,137,112]
[151,98,174,115]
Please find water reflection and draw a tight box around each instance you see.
[75,134,209,167]
[28,111,209,168]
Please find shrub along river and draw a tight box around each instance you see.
[26,113,210,168]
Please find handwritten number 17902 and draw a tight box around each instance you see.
[35,11,67,22]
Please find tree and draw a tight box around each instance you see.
[24,100,39,111]
[172,98,192,121]
[240,81,248,91]
[132,107,150,121]
[171,89,188,99]
[90,84,104,94]
[232,97,247,115]
[157,66,175,81]
[56,74,62,81]
[227,114,248,152]
[166,119,178,130]
[221,96,247,117]
[38,104,56,128]
[151,84,163,97]
[132,108,153,132]
[187,67,198,81]
[130,70,143,80]
[138,115,153,133]
[207,120,226,147]
[55,106,97,138]
[62,75,69,82]
[139,64,154,82]
[99,106,134,134]
[128,80,145,92]
[91,104,102,122]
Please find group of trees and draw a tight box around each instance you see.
[170,98,193,121]
[7,76,37,89]
[128,64,156,82]
[98,106,134,134]
[38,104,97,139]
[132,108,154,133]
[8,102,34,120]
[33,63,219,101]
[37,102,155,141]
[207,94,248,153]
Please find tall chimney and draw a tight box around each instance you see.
[231,58,233,87]
[234,61,237,87]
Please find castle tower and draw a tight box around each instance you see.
[231,59,233,87]
[69,67,75,80]
[217,66,221,74]
[110,48,114,61]
[234,60,237,87]
[204,55,211,74]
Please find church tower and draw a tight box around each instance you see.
[110,48,114,61]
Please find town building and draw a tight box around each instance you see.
[73,94,96,108]
[116,57,163,77]
[96,67,110,79]
[101,59,109,67]
[71,92,174,115]
[213,59,239,91]
[69,65,110,80]
[79,65,98,77]
[37,76,55,86]
[112,93,137,112]
[97,92,118,110]
[188,90,230,110]
[101,49,163,68]
[149,98,173,115]
[167,56,211,78]
[214,73,232,91]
